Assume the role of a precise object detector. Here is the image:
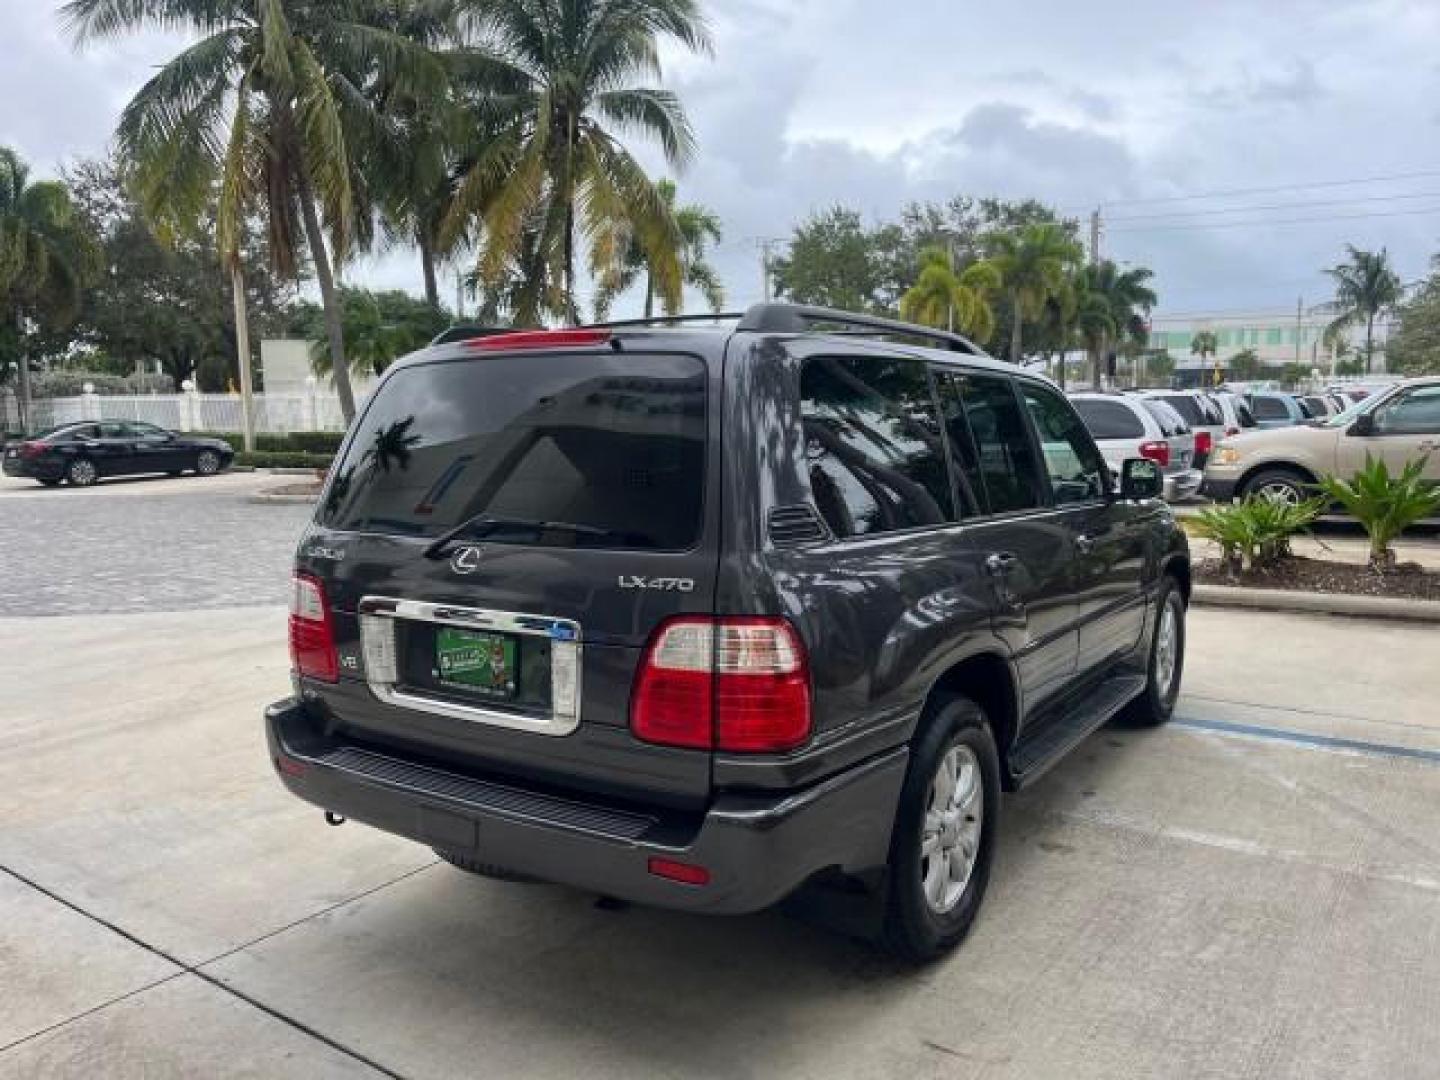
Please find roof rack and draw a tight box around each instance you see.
[584,312,745,330]
[736,302,981,355]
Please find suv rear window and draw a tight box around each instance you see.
[1140,399,1188,436]
[319,353,706,550]
[1250,395,1290,421]
[1071,397,1145,440]
[1157,394,1206,427]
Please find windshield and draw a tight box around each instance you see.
[1322,384,1399,428]
[318,352,708,550]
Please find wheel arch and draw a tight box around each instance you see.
[923,650,1020,791]
[1235,459,1318,497]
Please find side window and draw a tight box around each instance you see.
[1235,401,1258,428]
[800,355,957,538]
[936,372,1046,515]
[129,422,166,437]
[1019,383,1109,505]
[98,422,128,438]
[1374,386,1440,435]
[1071,398,1145,440]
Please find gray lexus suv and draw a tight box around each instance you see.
[266,303,1190,961]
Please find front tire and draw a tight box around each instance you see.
[65,458,99,487]
[194,449,222,476]
[881,696,1000,962]
[1242,468,1309,506]
[1118,577,1186,727]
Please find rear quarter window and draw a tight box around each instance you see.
[319,352,707,551]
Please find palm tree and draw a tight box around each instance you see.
[1191,329,1219,386]
[592,179,724,321]
[1082,260,1157,388]
[899,246,1001,341]
[0,148,96,431]
[443,0,712,325]
[986,222,1083,364]
[65,0,450,425]
[1325,245,1403,374]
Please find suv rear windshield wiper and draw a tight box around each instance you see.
[422,514,640,558]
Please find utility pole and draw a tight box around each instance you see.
[1088,208,1102,265]
[1295,295,1303,376]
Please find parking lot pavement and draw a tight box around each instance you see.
[3,605,1440,1079]
[0,471,313,615]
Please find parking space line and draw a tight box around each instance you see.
[1176,715,1440,765]
[0,863,414,1077]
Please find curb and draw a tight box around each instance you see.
[248,492,318,505]
[1193,583,1440,623]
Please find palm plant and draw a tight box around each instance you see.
[1082,259,1157,388]
[899,246,1001,341]
[592,179,724,321]
[0,148,97,431]
[985,222,1083,364]
[1318,455,1440,571]
[443,0,712,326]
[1190,495,1324,576]
[65,0,451,425]
[1325,245,1403,374]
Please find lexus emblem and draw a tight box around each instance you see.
[450,545,483,575]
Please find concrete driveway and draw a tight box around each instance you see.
[3,602,1439,1080]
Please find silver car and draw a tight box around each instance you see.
[1069,392,1203,502]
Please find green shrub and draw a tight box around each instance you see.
[1318,455,1440,571]
[31,371,176,397]
[1190,495,1324,574]
[199,431,343,455]
[234,451,334,471]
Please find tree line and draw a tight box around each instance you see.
[768,198,1158,388]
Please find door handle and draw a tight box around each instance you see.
[985,552,1019,576]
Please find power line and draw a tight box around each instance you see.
[1092,168,1440,210]
[1107,189,1440,224]
[1107,204,1440,234]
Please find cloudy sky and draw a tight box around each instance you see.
[5,0,1440,321]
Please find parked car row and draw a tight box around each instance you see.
[1202,377,1440,505]
[1,421,234,486]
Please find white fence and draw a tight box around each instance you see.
[4,388,354,434]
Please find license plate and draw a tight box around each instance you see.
[434,628,517,699]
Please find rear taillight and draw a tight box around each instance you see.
[18,441,45,459]
[630,617,812,753]
[1139,440,1171,468]
[1194,431,1212,455]
[289,572,338,682]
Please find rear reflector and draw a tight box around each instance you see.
[274,755,310,778]
[289,572,339,682]
[647,858,710,886]
[1139,440,1171,468]
[464,329,612,351]
[630,617,812,753]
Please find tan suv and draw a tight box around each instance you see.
[1203,377,1440,505]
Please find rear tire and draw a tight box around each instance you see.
[433,849,538,883]
[1241,468,1310,506]
[1118,576,1186,728]
[65,458,99,487]
[880,696,1000,963]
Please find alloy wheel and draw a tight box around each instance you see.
[919,744,984,914]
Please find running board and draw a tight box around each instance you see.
[1008,673,1147,788]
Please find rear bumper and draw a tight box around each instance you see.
[266,698,908,915]
[2,457,59,480]
[1163,469,1204,502]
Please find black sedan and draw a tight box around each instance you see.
[2,421,234,487]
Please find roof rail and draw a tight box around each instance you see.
[735,302,981,355]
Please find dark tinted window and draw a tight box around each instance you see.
[800,355,956,537]
[937,372,1045,514]
[320,353,706,550]
[98,422,128,438]
[127,422,168,437]
[1071,397,1145,440]
[41,424,97,442]
[1157,394,1205,426]
[1250,395,1290,421]
[1020,384,1108,505]
[1198,395,1225,424]
[1141,399,1187,435]
[1235,400,1258,428]
[1375,385,1440,434]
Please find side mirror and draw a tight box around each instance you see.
[1348,413,1375,437]
[1119,457,1164,501]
